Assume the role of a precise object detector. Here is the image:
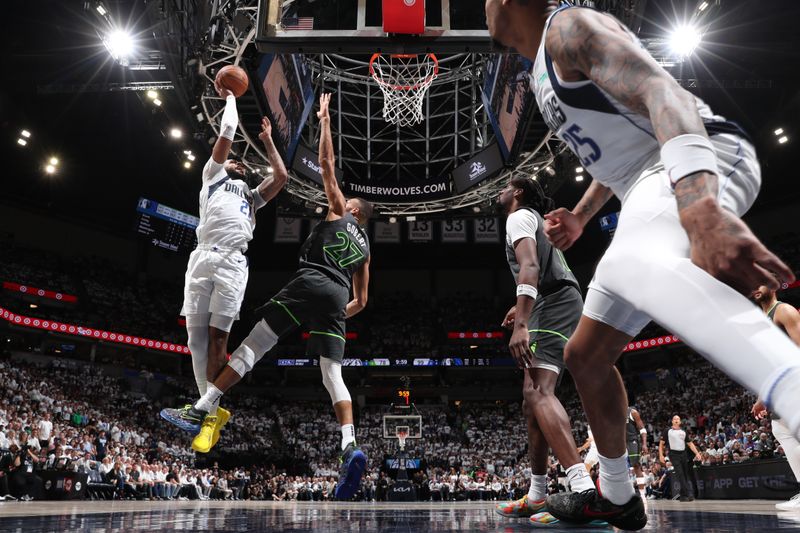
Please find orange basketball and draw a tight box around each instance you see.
[216,65,249,98]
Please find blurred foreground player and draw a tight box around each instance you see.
[163,93,372,500]
[626,405,648,492]
[494,178,599,527]
[162,81,288,452]
[751,285,800,510]
[486,0,800,529]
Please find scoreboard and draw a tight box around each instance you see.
[135,198,199,253]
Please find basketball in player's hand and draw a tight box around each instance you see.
[215,65,249,98]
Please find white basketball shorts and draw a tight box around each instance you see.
[583,133,761,337]
[181,245,249,324]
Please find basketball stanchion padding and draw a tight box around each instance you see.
[383,0,425,34]
[369,53,438,126]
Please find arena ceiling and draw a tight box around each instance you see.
[2,0,799,264]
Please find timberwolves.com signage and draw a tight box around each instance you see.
[452,143,504,194]
[292,143,450,201]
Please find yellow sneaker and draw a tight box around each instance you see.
[191,414,218,453]
[495,494,546,518]
[211,407,231,447]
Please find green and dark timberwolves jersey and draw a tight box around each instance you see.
[505,207,579,294]
[298,213,370,288]
[767,301,789,335]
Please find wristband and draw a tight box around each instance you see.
[640,428,647,435]
[660,134,719,186]
[516,284,538,300]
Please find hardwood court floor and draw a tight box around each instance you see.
[1,499,799,532]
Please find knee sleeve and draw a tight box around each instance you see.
[209,313,235,333]
[227,320,278,377]
[186,314,210,395]
[320,357,351,405]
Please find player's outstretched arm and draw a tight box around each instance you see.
[547,8,793,292]
[345,258,370,318]
[544,179,612,250]
[317,93,347,220]
[211,80,237,166]
[255,116,289,205]
[632,409,648,454]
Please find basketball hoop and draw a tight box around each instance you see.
[396,426,409,451]
[369,53,439,126]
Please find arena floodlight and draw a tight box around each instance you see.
[575,175,584,183]
[778,136,789,145]
[774,128,784,136]
[17,138,27,146]
[103,29,135,65]
[49,157,59,166]
[45,164,56,174]
[314,206,324,214]
[96,4,107,16]
[698,1,709,12]
[183,149,192,155]
[21,130,31,138]
[183,161,192,169]
[389,216,397,223]
[669,25,702,59]
[146,90,158,100]
[187,154,196,161]
[406,215,417,222]
[170,128,183,139]
[575,167,583,173]
[153,98,162,106]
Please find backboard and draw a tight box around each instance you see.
[256,0,491,54]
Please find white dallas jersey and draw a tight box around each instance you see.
[196,158,262,251]
[531,5,745,200]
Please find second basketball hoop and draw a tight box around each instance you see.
[369,53,439,126]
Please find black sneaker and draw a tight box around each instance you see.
[546,489,647,531]
[159,404,208,435]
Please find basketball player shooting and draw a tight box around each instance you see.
[160,75,288,453]
[163,93,373,501]
[493,178,597,527]
[485,1,800,529]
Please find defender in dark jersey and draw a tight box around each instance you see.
[161,93,372,500]
[625,406,648,491]
[494,177,597,527]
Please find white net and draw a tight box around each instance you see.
[369,53,438,126]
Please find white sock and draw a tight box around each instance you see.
[207,381,219,416]
[527,474,547,501]
[195,384,223,413]
[341,424,356,450]
[598,453,635,505]
[565,463,594,493]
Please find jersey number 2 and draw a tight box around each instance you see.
[323,232,364,268]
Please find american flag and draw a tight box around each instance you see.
[281,17,314,31]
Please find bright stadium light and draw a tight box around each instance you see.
[21,130,31,138]
[698,1,709,12]
[17,138,28,146]
[49,157,59,166]
[183,161,192,169]
[774,128,784,136]
[103,29,135,65]
[669,25,702,58]
[96,4,107,16]
[575,167,583,174]
[389,216,397,224]
[152,98,162,106]
[575,175,584,183]
[778,136,789,145]
[170,128,182,139]
[146,90,158,100]
[187,154,196,161]
[45,164,56,174]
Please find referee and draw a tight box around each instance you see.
[658,415,702,501]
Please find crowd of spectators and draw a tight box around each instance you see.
[0,350,793,503]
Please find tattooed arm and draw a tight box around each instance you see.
[545,8,793,290]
